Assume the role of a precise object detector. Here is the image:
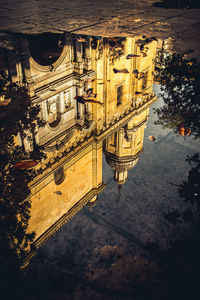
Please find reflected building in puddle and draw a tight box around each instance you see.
[104,110,148,186]
[3,33,157,267]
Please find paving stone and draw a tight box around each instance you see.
[169,16,199,25]
[182,9,200,18]
[0,0,199,58]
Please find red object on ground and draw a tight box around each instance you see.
[12,160,39,170]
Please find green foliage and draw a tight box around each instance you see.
[0,71,45,266]
[154,51,200,138]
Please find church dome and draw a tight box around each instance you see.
[104,152,141,185]
[105,154,139,172]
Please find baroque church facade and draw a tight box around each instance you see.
[5,33,158,267]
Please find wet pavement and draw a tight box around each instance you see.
[0,2,200,300]
[0,0,200,57]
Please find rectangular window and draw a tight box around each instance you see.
[54,166,65,185]
[142,71,148,90]
[117,85,123,106]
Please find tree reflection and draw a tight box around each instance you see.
[154,51,200,138]
[163,153,200,226]
[147,151,200,299]
[84,245,163,300]
[146,151,200,299]
[147,226,200,300]
[0,71,45,268]
[179,153,200,208]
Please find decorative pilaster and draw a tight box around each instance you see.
[41,101,48,122]
[78,102,84,125]
[16,62,23,84]
[58,91,65,113]
[76,42,82,62]
[35,125,40,145]
[84,39,91,68]
[85,103,92,127]
[116,128,124,156]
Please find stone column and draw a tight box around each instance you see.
[35,125,40,145]
[76,41,82,63]
[58,91,65,113]
[85,39,91,60]
[71,87,76,108]
[19,38,33,86]
[85,39,91,68]
[78,102,84,123]
[41,101,48,122]
[76,86,84,122]
[131,129,136,150]
[85,103,92,126]
[17,133,22,147]
[23,133,31,153]
[16,62,23,84]
[79,86,84,96]
[65,90,71,108]
[92,142,102,189]
[86,103,91,115]
[114,171,128,184]
[116,128,124,156]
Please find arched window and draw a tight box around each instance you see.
[54,166,65,185]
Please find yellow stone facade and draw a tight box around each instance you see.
[7,34,158,267]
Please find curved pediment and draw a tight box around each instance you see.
[44,128,76,152]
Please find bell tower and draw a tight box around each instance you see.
[104,108,149,185]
